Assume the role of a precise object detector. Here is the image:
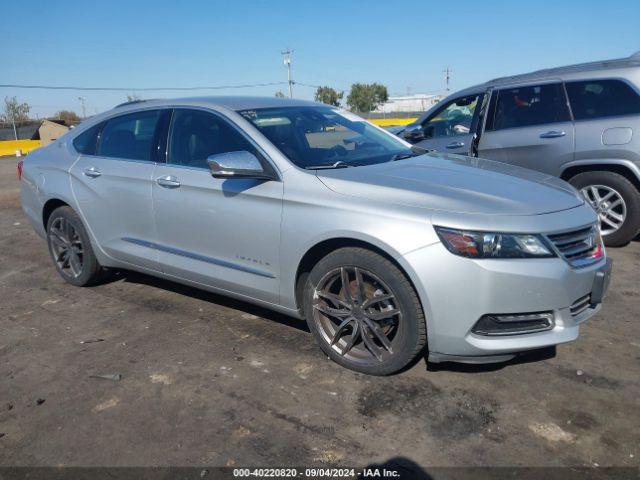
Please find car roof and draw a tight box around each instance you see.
[489,53,640,84]
[113,96,322,112]
[455,52,640,95]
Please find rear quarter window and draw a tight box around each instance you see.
[72,123,102,155]
[565,79,640,120]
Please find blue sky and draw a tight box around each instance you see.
[2,0,639,117]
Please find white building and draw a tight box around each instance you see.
[375,93,443,114]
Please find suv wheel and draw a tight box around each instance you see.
[569,171,640,247]
[46,206,103,286]
[303,247,427,375]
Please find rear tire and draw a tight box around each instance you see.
[303,247,427,375]
[46,206,103,286]
[569,171,640,247]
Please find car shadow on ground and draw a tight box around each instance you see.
[102,269,310,333]
[423,346,557,374]
[99,269,558,375]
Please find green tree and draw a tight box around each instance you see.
[55,110,81,125]
[2,96,31,123]
[314,86,343,106]
[274,91,286,98]
[346,83,388,112]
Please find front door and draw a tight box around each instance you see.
[69,109,167,271]
[414,93,484,155]
[152,108,283,303]
[477,82,574,176]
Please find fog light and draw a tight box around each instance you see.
[472,312,554,336]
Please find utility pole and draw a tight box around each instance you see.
[281,49,293,98]
[78,97,86,118]
[443,67,451,91]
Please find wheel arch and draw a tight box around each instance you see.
[42,198,71,229]
[560,161,640,191]
[293,236,427,318]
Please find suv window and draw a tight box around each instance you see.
[489,83,570,131]
[73,123,103,155]
[168,109,257,169]
[566,79,640,120]
[421,95,481,139]
[97,110,162,161]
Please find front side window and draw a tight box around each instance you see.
[490,83,570,131]
[97,110,162,161]
[421,95,481,139]
[73,123,103,155]
[167,109,257,169]
[239,106,411,168]
[566,79,640,120]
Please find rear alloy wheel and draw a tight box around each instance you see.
[46,206,103,286]
[580,185,626,236]
[304,248,426,375]
[569,171,640,247]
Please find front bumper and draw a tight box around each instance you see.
[404,242,611,361]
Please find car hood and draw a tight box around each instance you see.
[316,153,584,216]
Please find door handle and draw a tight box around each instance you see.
[539,130,566,138]
[156,175,181,188]
[83,166,101,178]
[445,141,465,149]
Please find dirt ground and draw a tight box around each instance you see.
[1,156,638,469]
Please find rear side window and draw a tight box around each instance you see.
[97,110,162,161]
[566,79,640,120]
[489,83,570,131]
[168,109,258,169]
[72,123,102,155]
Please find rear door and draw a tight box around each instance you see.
[414,93,484,154]
[69,109,168,271]
[477,82,574,176]
[152,108,283,303]
[566,78,640,167]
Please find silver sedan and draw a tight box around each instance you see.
[20,97,612,375]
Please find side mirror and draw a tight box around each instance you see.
[402,124,425,142]
[207,151,274,180]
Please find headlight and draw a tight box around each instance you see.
[434,226,555,259]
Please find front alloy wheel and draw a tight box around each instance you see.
[304,247,426,375]
[312,266,402,364]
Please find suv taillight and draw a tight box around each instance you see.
[17,160,23,180]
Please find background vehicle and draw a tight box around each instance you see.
[400,53,640,247]
[20,97,610,375]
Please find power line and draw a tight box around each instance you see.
[0,82,288,92]
[295,81,347,94]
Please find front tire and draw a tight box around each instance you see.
[569,171,640,247]
[303,247,427,375]
[46,206,103,286]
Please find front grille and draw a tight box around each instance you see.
[546,225,602,268]
[570,294,592,317]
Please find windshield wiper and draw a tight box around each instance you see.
[304,161,352,170]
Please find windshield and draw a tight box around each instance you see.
[238,106,413,168]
